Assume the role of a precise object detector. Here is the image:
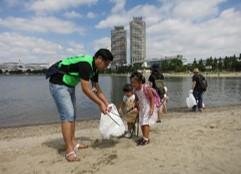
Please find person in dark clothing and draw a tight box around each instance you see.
[192,68,204,112]
[46,48,113,162]
[148,64,167,122]
[148,64,164,90]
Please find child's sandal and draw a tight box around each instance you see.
[141,139,150,145]
[137,138,150,146]
[136,137,143,145]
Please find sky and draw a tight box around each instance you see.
[0,0,240,64]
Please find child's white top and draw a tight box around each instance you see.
[123,94,135,103]
[135,85,158,126]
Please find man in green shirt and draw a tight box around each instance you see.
[47,48,113,161]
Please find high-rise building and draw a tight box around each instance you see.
[111,26,127,66]
[130,17,146,65]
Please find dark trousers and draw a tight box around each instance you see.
[192,90,203,111]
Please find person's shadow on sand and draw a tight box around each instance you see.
[43,136,92,154]
[43,136,119,154]
[91,139,119,149]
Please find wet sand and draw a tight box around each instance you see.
[0,105,241,174]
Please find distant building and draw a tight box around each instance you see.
[130,17,146,65]
[111,26,127,66]
[25,63,49,71]
[0,62,25,72]
[0,61,48,72]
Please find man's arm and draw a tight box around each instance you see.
[92,82,109,107]
[80,79,107,113]
[192,81,196,90]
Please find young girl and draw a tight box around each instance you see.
[119,84,138,138]
[130,72,158,145]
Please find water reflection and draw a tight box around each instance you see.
[110,76,129,105]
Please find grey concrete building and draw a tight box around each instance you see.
[111,26,127,66]
[130,17,146,65]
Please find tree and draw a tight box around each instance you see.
[198,59,205,71]
[192,58,198,69]
[223,56,229,70]
[218,57,223,71]
[206,56,213,67]
[213,58,218,71]
[169,58,183,72]
[160,59,169,72]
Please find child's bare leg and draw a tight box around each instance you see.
[163,100,167,113]
[157,108,162,122]
[127,123,132,132]
[141,125,150,139]
[136,125,150,145]
[125,122,133,138]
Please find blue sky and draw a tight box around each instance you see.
[0,0,240,64]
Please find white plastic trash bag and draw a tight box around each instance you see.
[186,90,197,108]
[99,104,125,139]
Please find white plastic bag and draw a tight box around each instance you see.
[186,90,197,108]
[99,104,125,139]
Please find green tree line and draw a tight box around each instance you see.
[106,54,241,73]
[151,53,241,73]
[107,53,241,73]
[160,54,241,72]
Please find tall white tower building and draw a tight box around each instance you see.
[111,26,127,66]
[130,17,146,65]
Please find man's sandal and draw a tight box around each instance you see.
[65,151,80,162]
[74,143,88,152]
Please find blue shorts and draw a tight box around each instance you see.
[49,83,76,122]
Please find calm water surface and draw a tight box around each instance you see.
[0,74,240,128]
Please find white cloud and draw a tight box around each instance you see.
[0,32,86,63]
[96,0,129,28]
[147,8,241,60]
[172,0,225,21]
[0,16,85,34]
[64,11,82,19]
[28,0,98,13]
[96,14,128,28]
[65,42,86,55]
[110,0,126,13]
[93,37,111,51]
[98,0,241,61]
[87,12,96,19]
[96,4,164,28]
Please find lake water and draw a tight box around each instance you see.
[0,74,240,128]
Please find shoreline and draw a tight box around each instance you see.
[0,104,240,139]
[1,104,240,130]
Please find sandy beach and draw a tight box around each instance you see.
[0,105,241,174]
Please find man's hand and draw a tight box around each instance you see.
[99,102,108,114]
[107,105,112,112]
